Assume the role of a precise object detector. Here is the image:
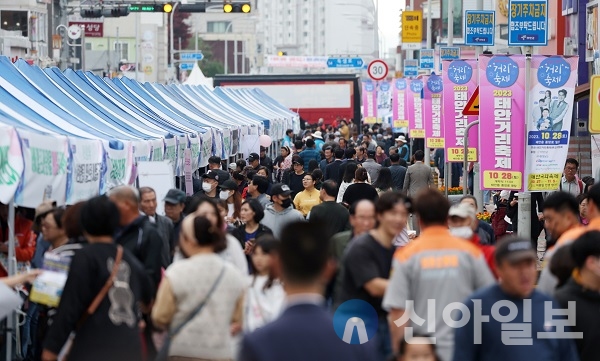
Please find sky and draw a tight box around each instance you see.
[378,0,402,56]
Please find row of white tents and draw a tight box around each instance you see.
[0,57,300,209]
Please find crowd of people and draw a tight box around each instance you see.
[0,119,597,361]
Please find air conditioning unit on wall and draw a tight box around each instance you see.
[564,37,577,56]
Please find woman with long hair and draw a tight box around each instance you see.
[337,162,359,203]
[152,214,246,361]
[231,199,273,255]
[293,173,322,217]
[373,167,394,194]
[219,179,242,224]
[244,235,285,333]
[342,167,379,206]
[273,146,292,182]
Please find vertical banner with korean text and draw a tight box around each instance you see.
[67,138,103,205]
[479,55,526,190]
[443,60,479,162]
[377,80,393,126]
[407,79,425,138]
[525,56,578,191]
[0,125,24,204]
[15,129,69,207]
[423,74,444,148]
[362,81,377,124]
[392,78,409,133]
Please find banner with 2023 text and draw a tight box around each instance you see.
[362,81,377,124]
[392,78,408,133]
[407,79,425,139]
[423,74,444,148]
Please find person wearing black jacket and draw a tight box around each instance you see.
[260,146,273,175]
[507,191,545,249]
[231,199,273,254]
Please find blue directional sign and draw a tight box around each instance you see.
[419,49,434,69]
[179,63,195,70]
[508,0,548,46]
[180,53,204,61]
[465,10,495,46]
[327,57,364,68]
[404,59,418,77]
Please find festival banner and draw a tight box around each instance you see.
[406,79,425,138]
[67,138,103,205]
[479,55,526,190]
[525,56,579,191]
[164,136,178,175]
[150,138,165,162]
[0,125,24,204]
[15,129,69,207]
[212,129,223,161]
[177,134,189,177]
[423,74,445,148]
[392,78,409,133]
[362,80,378,124]
[133,139,151,164]
[200,131,213,168]
[222,128,232,159]
[102,140,134,192]
[377,80,393,126]
[443,60,479,162]
[189,133,201,170]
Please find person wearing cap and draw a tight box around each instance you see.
[448,203,497,278]
[383,189,494,361]
[228,162,238,176]
[260,147,274,175]
[395,135,410,162]
[312,131,325,151]
[282,156,306,199]
[247,152,261,171]
[164,189,186,259]
[208,156,230,185]
[140,187,174,266]
[298,139,321,172]
[453,236,580,361]
[30,200,57,269]
[362,149,382,184]
[260,183,305,239]
[554,231,600,361]
[195,170,221,199]
[0,202,36,277]
[219,179,242,223]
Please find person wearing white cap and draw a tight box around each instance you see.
[395,135,410,162]
[312,131,324,151]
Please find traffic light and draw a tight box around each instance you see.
[101,6,130,17]
[129,3,173,12]
[277,51,288,56]
[80,9,102,18]
[223,2,251,13]
[178,3,207,12]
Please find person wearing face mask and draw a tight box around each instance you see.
[260,183,305,239]
[195,170,220,199]
[448,203,497,278]
[219,180,242,224]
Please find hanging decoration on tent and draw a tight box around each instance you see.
[259,134,272,148]
[188,134,201,170]
[15,129,69,207]
[150,139,165,162]
[67,138,104,205]
[0,125,24,204]
[102,140,134,192]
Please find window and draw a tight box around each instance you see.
[1,11,28,37]
[303,20,308,25]
[114,42,128,61]
[303,31,308,37]
[85,42,92,50]
[207,21,232,33]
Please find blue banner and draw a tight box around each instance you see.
[404,59,418,77]
[419,49,434,69]
[465,11,495,46]
[508,0,548,46]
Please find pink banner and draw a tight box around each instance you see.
[423,74,444,148]
[479,55,526,191]
[443,60,479,162]
[406,79,424,138]
[392,78,408,131]
[362,81,378,124]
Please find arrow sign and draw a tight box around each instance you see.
[327,57,364,68]
[179,63,195,70]
[180,53,204,61]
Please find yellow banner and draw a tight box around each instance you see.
[394,120,409,128]
[527,173,561,191]
[364,117,377,124]
[447,148,478,162]
[426,138,445,149]
[401,11,423,43]
[590,75,600,133]
[483,171,522,190]
[410,129,425,138]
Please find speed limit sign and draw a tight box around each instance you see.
[367,59,389,81]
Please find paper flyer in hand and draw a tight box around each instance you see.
[29,253,71,307]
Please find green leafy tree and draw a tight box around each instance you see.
[186,35,224,77]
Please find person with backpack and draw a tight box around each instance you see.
[556,158,584,196]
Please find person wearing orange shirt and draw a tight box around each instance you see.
[0,203,37,277]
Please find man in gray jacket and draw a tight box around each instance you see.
[261,183,305,238]
[402,150,434,198]
[362,150,382,183]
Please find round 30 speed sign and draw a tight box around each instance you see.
[367,59,389,81]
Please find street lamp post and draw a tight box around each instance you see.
[169,2,180,80]
[224,21,234,74]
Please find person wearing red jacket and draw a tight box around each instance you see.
[448,203,497,278]
[0,203,37,277]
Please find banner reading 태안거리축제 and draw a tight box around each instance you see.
[443,60,479,162]
[478,55,526,191]
[525,56,578,191]
[392,78,409,133]
[0,125,24,204]
[423,74,444,148]
[362,80,377,124]
[406,78,425,138]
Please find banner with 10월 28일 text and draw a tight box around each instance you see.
[423,74,445,149]
[525,56,578,191]
[392,78,409,133]
[443,60,479,162]
[478,55,526,191]
[407,79,425,139]
[362,81,378,124]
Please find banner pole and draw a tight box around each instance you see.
[518,49,533,239]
